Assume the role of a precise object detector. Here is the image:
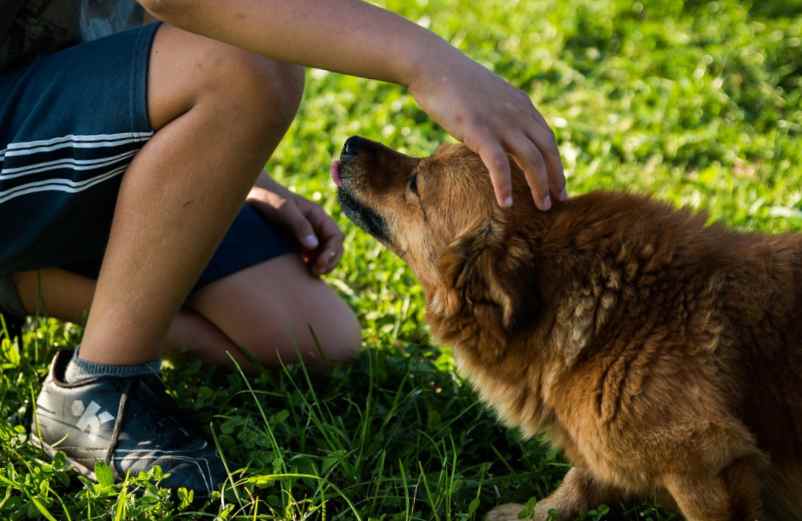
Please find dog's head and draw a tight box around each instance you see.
[334,136,544,342]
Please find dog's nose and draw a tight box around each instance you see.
[341,136,370,158]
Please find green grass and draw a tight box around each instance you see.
[3,0,802,519]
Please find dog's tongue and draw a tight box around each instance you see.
[330,160,342,187]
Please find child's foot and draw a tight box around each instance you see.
[31,350,226,495]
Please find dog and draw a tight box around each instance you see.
[333,136,802,521]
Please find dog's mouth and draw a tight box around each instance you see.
[333,145,392,245]
[337,187,391,245]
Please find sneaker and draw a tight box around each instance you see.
[30,350,227,495]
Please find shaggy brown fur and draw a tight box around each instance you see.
[335,136,802,521]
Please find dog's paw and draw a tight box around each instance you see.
[484,503,526,521]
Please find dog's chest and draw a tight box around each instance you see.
[453,348,555,439]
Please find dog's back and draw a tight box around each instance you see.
[638,195,802,517]
[764,469,802,521]
[727,234,802,519]
[553,192,802,517]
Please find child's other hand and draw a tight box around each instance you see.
[409,56,565,211]
[247,176,344,275]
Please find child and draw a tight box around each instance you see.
[1,0,565,494]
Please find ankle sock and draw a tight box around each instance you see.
[63,348,161,383]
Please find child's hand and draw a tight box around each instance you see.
[409,56,565,210]
[247,176,344,275]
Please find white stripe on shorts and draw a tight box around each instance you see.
[0,164,129,205]
[0,131,153,161]
[0,149,139,180]
[0,132,153,204]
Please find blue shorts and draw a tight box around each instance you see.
[0,23,297,318]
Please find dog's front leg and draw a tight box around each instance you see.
[485,467,626,521]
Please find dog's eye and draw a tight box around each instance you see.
[408,174,419,196]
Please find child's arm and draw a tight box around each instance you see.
[137,0,564,210]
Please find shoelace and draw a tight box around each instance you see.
[103,376,206,469]
[105,379,132,467]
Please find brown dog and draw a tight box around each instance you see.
[333,136,802,521]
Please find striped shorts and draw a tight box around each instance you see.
[0,23,296,318]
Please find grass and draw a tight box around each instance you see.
[2,0,802,519]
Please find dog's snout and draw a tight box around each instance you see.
[341,136,372,158]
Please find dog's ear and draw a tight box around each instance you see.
[432,221,537,338]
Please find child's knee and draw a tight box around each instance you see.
[319,303,362,363]
[286,292,362,365]
[198,46,305,135]
[148,24,305,135]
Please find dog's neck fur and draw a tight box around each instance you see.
[422,202,573,437]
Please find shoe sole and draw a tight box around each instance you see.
[29,433,99,481]
[30,433,214,499]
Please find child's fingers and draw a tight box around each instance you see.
[303,205,344,274]
[525,119,566,202]
[507,133,551,211]
[282,203,319,250]
[469,130,513,208]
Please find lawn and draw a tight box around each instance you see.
[2,0,802,519]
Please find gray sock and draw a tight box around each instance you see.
[63,348,161,383]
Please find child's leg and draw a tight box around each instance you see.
[189,253,362,366]
[2,22,307,492]
[79,24,305,365]
[12,254,361,367]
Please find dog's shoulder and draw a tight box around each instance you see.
[545,192,737,362]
